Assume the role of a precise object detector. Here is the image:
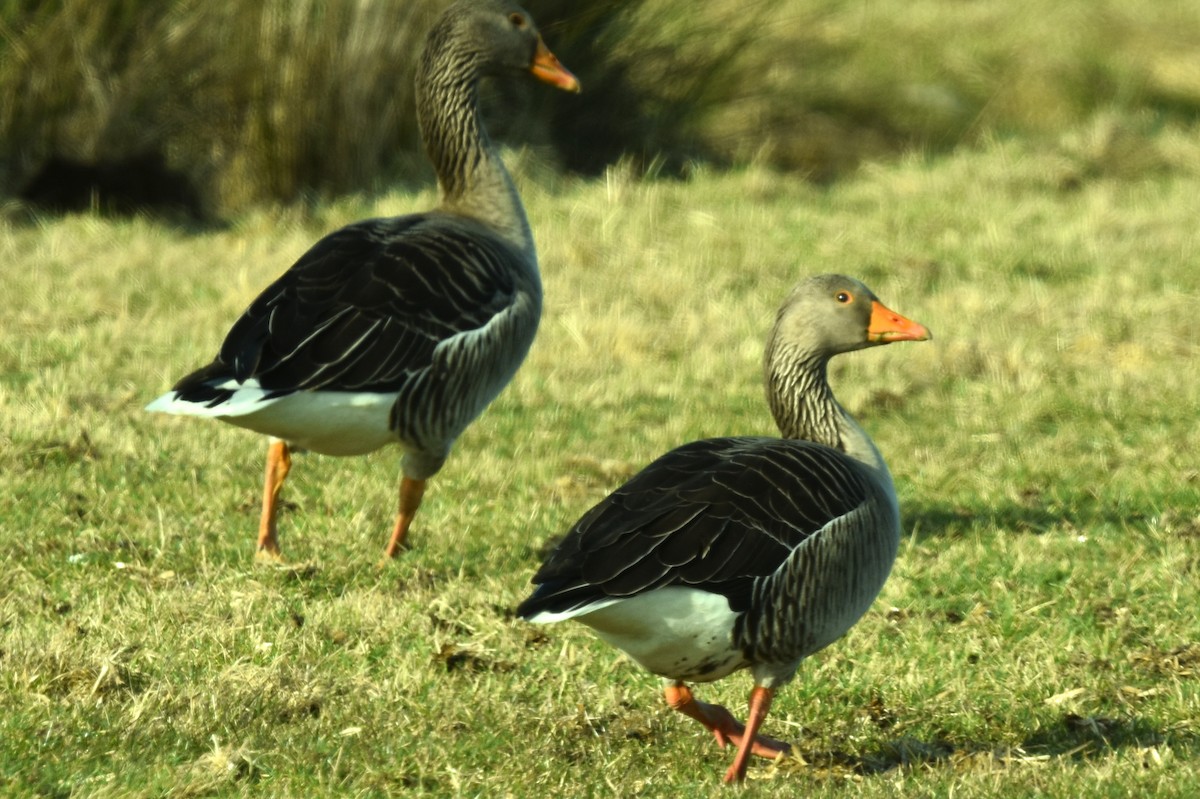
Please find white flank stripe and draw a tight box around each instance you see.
[145,383,398,456]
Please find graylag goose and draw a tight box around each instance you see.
[147,0,579,562]
[518,275,930,783]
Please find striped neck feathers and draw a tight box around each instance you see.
[763,344,887,474]
[416,45,534,254]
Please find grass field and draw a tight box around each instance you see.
[3,124,1200,796]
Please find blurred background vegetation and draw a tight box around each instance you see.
[2,0,1200,216]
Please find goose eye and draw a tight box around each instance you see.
[509,12,526,27]
[835,291,853,304]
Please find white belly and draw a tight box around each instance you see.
[148,385,398,456]
[574,586,747,683]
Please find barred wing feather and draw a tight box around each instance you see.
[174,215,519,403]
[520,436,872,618]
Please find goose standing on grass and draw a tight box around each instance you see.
[146,0,580,562]
[518,275,930,783]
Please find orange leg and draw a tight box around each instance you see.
[724,686,776,784]
[256,439,291,561]
[382,476,426,559]
[663,683,786,781]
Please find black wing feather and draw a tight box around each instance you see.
[518,436,872,617]
[172,214,518,400]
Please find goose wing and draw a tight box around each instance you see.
[519,436,873,618]
[171,214,521,404]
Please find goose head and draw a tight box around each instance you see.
[433,0,580,93]
[770,274,931,361]
[763,273,930,461]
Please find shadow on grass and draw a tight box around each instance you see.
[772,713,1194,780]
[903,497,1144,541]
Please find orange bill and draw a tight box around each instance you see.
[867,301,931,343]
[531,36,581,93]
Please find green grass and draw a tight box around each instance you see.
[3,125,1200,796]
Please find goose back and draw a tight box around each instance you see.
[163,212,541,459]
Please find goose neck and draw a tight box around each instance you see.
[416,50,533,253]
[765,350,892,480]
[765,352,842,448]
